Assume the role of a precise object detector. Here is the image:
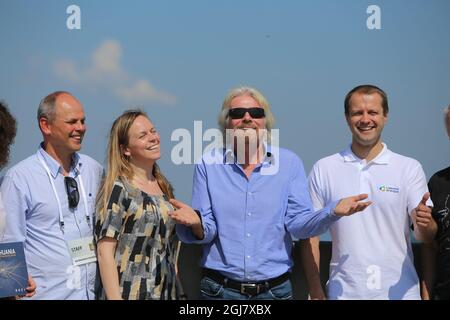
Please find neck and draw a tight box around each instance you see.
[43,142,73,174]
[234,143,265,168]
[130,161,155,183]
[351,140,384,162]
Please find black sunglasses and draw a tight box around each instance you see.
[64,177,80,209]
[228,107,265,119]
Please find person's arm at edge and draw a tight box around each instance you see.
[421,242,437,300]
[300,237,326,300]
[97,237,123,300]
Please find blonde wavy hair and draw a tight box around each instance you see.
[96,110,174,220]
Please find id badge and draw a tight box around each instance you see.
[67,236,97,266]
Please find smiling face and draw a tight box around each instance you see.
[45,93,86,154]
[346,92,388,150]
[123,115,161,167]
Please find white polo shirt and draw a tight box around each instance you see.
[308,143,431,300]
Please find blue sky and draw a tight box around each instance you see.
[1,1,449,240]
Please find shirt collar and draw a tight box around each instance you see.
[223,142,275,166]
[37,143,81,178]
[340,143,390,165]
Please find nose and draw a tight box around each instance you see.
[149,131,159,141]
[360,112,371,123]
[75,121,86,132]
[242,111,252,121]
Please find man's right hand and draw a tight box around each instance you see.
[168,199,201,227]
[334,194,372,216]
[16,275,36,299]
[169,199,205,240]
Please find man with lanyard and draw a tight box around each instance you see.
[170,86,371,300]
[0,91,103,299]
[303,84,436,299]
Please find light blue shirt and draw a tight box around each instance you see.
[177,147,339,282]
[0,146,103,300]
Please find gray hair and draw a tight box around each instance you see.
[37,91,71,123]
[217,86,275,138]
[444,105,450,117]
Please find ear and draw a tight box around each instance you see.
[345,113,351,126]
[120,144,131,157]
[39,117,52,135]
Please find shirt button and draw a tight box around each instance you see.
[248,192,252,195]
[247,255,251,259]
[246,233,251,237]
[247,212,251,216]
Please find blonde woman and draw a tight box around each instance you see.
[95,110,190,300]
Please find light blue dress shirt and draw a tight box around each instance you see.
[0,146,103,299]
[177,147,339,282]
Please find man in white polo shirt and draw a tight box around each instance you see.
[303,84,437,300]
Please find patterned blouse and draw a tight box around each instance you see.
[95,178,181,300]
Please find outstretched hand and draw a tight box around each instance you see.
[334,194,372,217]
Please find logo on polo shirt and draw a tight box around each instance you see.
[379,185,400,193]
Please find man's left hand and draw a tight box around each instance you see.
[413,192,433,228]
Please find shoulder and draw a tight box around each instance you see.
[315,152,341,166]
[276,147,298,159]
[113,178,126,190]
[429,166,450,184]
[275,147,302,164]
[3,154,40,179]
[311,152,341,171]
[387,150,423,170]
[78,153,103,172]
[107,178,128,203]
[265,147,305,174]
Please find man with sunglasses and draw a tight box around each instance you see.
[0,92,103,299]
[173,86,372,300]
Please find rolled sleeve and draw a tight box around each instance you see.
[95,184,126,242]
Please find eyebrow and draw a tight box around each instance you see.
[137,128,155,134]
[65,117,86,122]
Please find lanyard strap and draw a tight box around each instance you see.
[78,174,91,228]
[37,153,91,233]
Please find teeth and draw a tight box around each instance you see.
[147,145,158,150]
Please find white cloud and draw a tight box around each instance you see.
[54,59,80,82]
[85,40,127,83]
[116,79,176,106]
[53,39,175,106]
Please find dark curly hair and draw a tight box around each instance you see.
[0,101,17,168]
